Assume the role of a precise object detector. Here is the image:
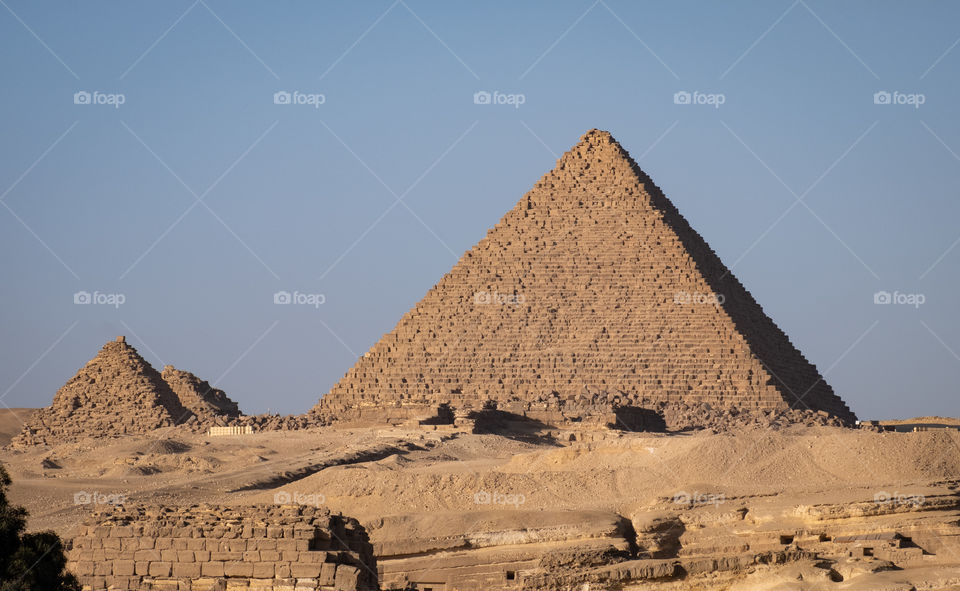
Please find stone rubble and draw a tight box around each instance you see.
[67,503,378,590]
[161,365,240,425]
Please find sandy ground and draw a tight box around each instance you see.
[0,408,35,446]
[1,412,958,589]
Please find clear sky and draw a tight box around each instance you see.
[1,1,958,419]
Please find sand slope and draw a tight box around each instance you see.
[0,408,35,446]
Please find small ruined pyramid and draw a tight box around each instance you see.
[11,337,239,446]
[313,129,856,425]
[161,365,240,425]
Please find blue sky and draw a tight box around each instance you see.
[1,1,958,418]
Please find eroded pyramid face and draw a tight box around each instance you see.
[11,337,242,446]
[314,130,854,424]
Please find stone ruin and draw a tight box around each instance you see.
[162,365,241,425]
[66,503,378,590]
[10,337,244,447]
[208,425,254,436]
[312,129,856,430]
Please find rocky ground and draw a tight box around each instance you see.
[1,412,958,590]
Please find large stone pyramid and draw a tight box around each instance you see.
[313,129,855,426]
[11,337,240,446]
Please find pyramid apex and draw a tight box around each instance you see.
[576,128,620,148]
[558,129,632,171]
[106,335,131,350]
[580,128,613,140]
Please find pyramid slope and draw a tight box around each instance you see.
[11,337,195,446]
[161,365,241,424]
[315,129,854,423]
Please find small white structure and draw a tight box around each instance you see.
[208,425,253,436]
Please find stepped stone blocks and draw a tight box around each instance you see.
[67,504,378,590]
[11,337,245,447]
[313,129,856,427]
[11,337,195,447]
[162,365,241,424]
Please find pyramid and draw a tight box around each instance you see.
[161,365,241,424]
[312,130,855,426]
[10,337,240,446]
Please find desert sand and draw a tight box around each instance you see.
[2,419,959,589]
[0,408,35,446]
[3,130,958,590]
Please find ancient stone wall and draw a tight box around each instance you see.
[67,504,378,590]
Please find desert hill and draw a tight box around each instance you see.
[0,408,35,446]
[1,420,958,590]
